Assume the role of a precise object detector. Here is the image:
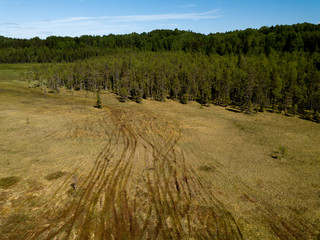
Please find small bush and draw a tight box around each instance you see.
[119,87,128,102]
[180,94,189,104]
[313,111,320,123]
[270,146,287,160]
[246,101,253,114]
[95,91,102,108]
[301,110,313,120]
[0,176,20,189]
[291,104,298,115]
[279,146,288,156]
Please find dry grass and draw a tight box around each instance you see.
[0,64,320,239]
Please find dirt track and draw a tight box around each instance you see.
[22,104,243,240]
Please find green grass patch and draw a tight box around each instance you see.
[0,63,37,82]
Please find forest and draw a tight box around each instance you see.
[2,22,320,121]
[1,23,320,63]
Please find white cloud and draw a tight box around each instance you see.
[40,10,219,24]
[0,10,219,38]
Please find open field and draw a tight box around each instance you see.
[0,64,320,239]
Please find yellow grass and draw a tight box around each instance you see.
[0,64,319,239]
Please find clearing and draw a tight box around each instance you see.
[0,64,319,239]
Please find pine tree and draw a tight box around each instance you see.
[95,90,102,108]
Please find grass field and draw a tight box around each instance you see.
[0,64,320,239]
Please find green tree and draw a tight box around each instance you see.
[95,90,102,108]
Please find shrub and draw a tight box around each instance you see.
[180,94,189,104]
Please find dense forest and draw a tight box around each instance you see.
[1,23,320,122]
[1,23,320,63]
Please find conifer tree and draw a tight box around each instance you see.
[95,90,102,108]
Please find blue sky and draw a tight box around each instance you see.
[0,0,319,39]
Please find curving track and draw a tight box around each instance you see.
[25,105,242,240]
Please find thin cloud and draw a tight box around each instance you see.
[178,4,197,8]
[0,23,19,26]
[106,10,218,21]
[8,26,36,30]
[1,10,220,38]
[39,10,219,24]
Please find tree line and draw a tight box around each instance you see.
[2,22,319,121]
[29,50,320,122]
[1,23,320,63]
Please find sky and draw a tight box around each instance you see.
[0,0,319,39]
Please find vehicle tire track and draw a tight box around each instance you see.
[21,105,243,240]
[119,108,242,239]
